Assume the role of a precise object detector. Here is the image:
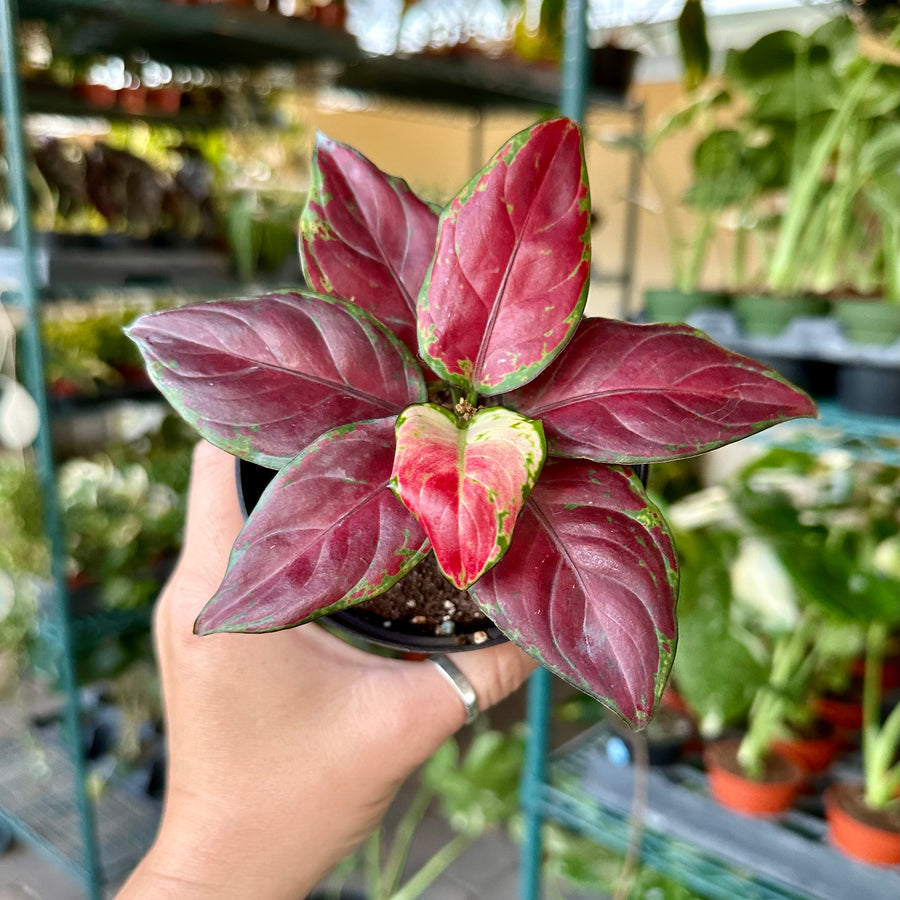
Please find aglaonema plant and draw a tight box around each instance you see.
[127,117,817,728]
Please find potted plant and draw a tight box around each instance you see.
[669,447,898,806]
[666,491,813,813]
[630,85,735,323]
[126,117,816,728]
[825,619,900,866]
[651,12,897,395]
[703,594,816,816]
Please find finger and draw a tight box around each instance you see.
[183,441,244,561]
[449,641,538,711]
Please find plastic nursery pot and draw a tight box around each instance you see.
[771,722,843,776]
[703,739,804,816]
[836,362,900,418]
[824,782,900,866]
[832,298,900,346]
[589,44,639,97]
[236,459,506,656]
[733,294,827,337]
[814,691,864,739]
[75,81,116,108]
[610,705,696,766]
[641,288,728,324]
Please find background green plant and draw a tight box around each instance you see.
[667,446,899,769]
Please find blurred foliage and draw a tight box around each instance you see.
[667,446,899,738]
[0,409,195,680]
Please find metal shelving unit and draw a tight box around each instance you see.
[541,723,900,900]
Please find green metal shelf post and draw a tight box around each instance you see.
[0,1,103,896]
[518,3,590,899]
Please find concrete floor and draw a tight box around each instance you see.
[0,822,527,900]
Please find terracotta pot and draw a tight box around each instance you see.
[771,722,842,775]
[148,87,182,115]
[825,782,900,866]
[75,81,116,108]
[704,739,803,816]
[814,691,864,738]
[118,85,148,114]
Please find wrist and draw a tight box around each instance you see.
[117,807,324,900]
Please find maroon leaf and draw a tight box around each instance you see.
[390,404,545,589]
[418,117,590,396]
[195,418,429,634]
[127,291,426,468]
[469,460,678,728]
[506,318,818,462]
[300,133,440,353]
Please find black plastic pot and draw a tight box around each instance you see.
[749,353,837,401]
[607,706,696,767]
[236,459,506,655]
[589,44,639,97]
[836,363,900,417]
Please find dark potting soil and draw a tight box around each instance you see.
[349,553,494,643]
[705,739,800,785]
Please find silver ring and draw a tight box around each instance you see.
[430,654,479,725]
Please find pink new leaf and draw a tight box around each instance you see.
[126,292,426,468]
[470,460,679,729]
[300,133,439,354]
[418,118,590,396]
[195,418,429,635]
[506,318,818,462]
[390,404,546,589]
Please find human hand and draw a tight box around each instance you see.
[117,441,536,899]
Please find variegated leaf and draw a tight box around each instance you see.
[470,460,679,729]
[126,292,426,468]
[506,318,818,462]
[195,418,429,634]
[390,403,546,589]
[300,133,439,353]
[418,117,590,396]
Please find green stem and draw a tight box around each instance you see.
[390,832,473,900]
[768,57,879,293]
[813,122,863,294]
[364,828,383,900]
[732,211,748,292]
[685,209,715,293]
[644,160,687,289]
[738,621,810,777]
[381,783,435,896]
[861,621,898,810]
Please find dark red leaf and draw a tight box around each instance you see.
[127,292,426,468]
[418,118,590,396]
[300,134,439,353]
[470,460,678,728]
[506,318,818,462]
[195,418,429,634]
